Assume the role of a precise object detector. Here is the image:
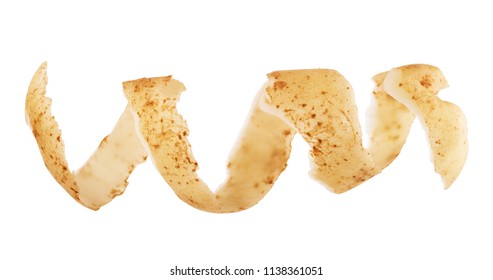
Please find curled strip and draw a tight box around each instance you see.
[25,63,468,212]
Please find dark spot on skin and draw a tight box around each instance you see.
[273,81,287,90]
[420,75,432,88]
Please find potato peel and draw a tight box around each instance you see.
[26,63,147,210]
[261,70,378,193]
[74,105,147,209]
[122,77,295,212]
[26,62,80,203]
[383,64,468,187]
[366,71,415,170]
[26,63,468,212]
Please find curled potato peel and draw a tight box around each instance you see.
[25,63,468,212]
[25,63,148,210]
[260,70,378,193]
[383,65,468,187]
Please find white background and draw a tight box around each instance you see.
[1,0,491,279]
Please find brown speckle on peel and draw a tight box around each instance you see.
[273,81,287,90]
[420,75,432,88]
